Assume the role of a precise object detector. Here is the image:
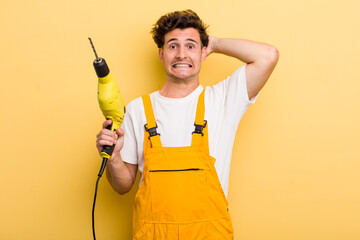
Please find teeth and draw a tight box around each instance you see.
[174,64,191,68]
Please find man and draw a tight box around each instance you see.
[96,9,278,239]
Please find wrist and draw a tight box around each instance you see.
[107,152,123,167]
[208,36,220,54]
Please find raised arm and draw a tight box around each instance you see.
[206,36,279,100]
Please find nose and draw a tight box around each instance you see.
[176,46,186,59]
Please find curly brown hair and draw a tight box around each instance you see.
[151,9,209,48]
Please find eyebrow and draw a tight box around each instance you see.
[166,38,198,44]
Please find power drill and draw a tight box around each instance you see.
[89,37,126,240]
[89,37,126,177]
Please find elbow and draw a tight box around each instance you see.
[265,46,279,65]
[111,181,134,195]
[118,190,130,195]
[115,186,132,195]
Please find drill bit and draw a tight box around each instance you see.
[88,37,100,61]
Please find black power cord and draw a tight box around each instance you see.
[92,175,101,240]
[92,157,109,240]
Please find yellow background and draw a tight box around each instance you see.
[1,0,359,239]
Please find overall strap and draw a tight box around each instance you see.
[141,95,162,148]
[191,90,209,153]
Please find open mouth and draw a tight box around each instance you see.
[172,63,193,68]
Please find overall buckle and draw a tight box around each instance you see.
[144,124,160,140]
[192,120,207,136]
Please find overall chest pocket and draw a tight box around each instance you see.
[149,167,209,222]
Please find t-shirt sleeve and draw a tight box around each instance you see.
[211,64,258,126]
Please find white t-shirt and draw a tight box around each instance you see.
[120,64,257,197]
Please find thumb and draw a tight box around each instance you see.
[114,128,124,152]
[108,129,124,162]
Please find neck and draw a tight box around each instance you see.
[159,78,200,98]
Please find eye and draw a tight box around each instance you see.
[188,45,194,49]
[170,45,176,49]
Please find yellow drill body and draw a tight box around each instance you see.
[97,73,125,159]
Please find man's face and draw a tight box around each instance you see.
[158,28,207,83]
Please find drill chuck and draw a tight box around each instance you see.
[93,58,110,78]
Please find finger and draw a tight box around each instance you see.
[102,119,112,128]
[113,135,124,152]
[96,142,105,152]
[98,134,117,144]
[99,128,117,139]
[96,129,110,138]
[97,139,115,147]
[96,138,116,148]
[115,128,124,136]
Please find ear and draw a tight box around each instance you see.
[201,46,207,62]
[158,48,164,62]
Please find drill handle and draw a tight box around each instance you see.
[100,120,116,159]
[98,120,115,177]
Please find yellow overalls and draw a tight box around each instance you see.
[133,90,234,239]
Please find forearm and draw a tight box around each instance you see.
[209,37,278,64]
[207,36,279,99]
[106,155,134,195]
